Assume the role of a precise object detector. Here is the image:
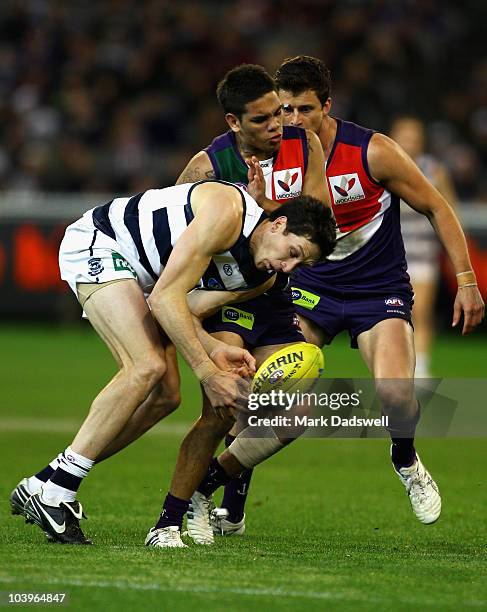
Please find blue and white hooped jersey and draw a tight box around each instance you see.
[90,181,271,292]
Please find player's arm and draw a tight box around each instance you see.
[434,163,458,209]
[186,275,276,320]
[190,315,255,377]
[245,156,278,213]
[368,133,484,334]
[147,184,247,408]
[176,150,216,185]
[302,130,330,207]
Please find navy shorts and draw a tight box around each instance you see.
[203,290,304,349]
[291,284,413,349]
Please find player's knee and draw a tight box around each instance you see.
[150,388,181,422]
[198,411,234,437]
[376,380,415,416]
[129,355,167,393]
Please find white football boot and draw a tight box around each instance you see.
[186,491,215,545]
[211,508,246,536]
[394,451,441,524]
[145,526,187,548]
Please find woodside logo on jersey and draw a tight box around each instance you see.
[273,168,303,200]
[328,173,365,205]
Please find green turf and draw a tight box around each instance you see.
[0,325,486,610]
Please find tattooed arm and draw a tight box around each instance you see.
[303,130,330,207]
[176,151,216,184]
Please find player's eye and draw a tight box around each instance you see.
[282,105,293,114]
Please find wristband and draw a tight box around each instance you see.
[455,270,476,286]
[194,359,218,383]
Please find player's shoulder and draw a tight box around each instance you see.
[204,131,234,153]
[335,117,375,146]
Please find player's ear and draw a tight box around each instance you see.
[271,216,287,232]
[225,113,240,132]
[323,97,332,116]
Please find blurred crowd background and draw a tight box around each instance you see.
[0,0,486,201]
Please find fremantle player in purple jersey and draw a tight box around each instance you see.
[188,57,485,539]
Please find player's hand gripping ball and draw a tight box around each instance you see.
[250,342,324,396]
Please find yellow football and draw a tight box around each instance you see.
[251,342,324,395]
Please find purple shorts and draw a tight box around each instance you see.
[203,290,304,349]
[292,285,413,348]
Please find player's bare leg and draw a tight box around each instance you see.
[357,318,441,524]
[22,280,179,544]
[297,315,328,348]
[410,278,437,377]
[191,341,303,541]
[97,342,181,461]
[147,331,243,547]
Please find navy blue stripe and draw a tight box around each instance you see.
[326,117,340,166]
[361,130,380,185]
[123,193,158,281]
[88,229,98,257]
[50,468,82,491]
[298,127,309,174]
[204,145,222,180]
[201,260,226,289]
[92,200,115,240]
[153,208,172,268]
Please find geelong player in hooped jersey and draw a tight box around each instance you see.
[11,180,336,546]
[194,57,484,538]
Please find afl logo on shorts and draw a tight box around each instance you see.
[385,297,404,306]
[223,264,233,276]
[224,308,239,321]
[292,289,302,301]
[88,257,104,276]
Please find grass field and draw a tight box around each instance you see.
[0,324,486,611]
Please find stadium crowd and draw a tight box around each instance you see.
[0,0,485,200]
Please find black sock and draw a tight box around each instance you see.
[386,402,420,469]
[197,457,232,498]
[35,465,56,482]
[221,434,253,523]
[391,438,416,469]
[155,493,189,530]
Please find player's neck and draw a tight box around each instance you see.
[318,116,337,160]
[236,134,271,161]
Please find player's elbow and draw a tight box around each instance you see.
[147,289,173,318]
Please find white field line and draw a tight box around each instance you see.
[0,575,360,602]
[0,417,190,436]
[0,576,485,607]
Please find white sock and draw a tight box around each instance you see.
[26,453,64,493]
[415,352,431,378]
[41,447,94,505]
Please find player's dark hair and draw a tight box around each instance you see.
[217,64,277,120]
[269,196,337,261]
[275,56,331,105]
